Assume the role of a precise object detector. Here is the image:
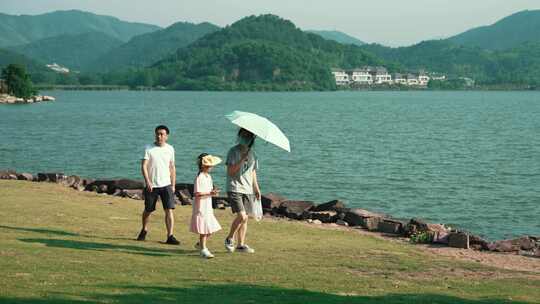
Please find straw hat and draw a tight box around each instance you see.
[201,155,222,167]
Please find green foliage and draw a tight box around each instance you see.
[1,64,37,98]
[428,79,469,90]
[409,231,434,244]
[145,14,382,91]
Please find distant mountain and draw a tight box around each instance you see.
[0,10,160,48]
[11,32,124,71]
[92,21,220,72]
[138,14,383,90]
[308,30,365,46]
[360,40,492,77]
[448,10,540,50]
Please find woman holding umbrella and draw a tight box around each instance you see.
[224,111,291,253]
[224,128,260,253]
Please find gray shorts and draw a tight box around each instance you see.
[144,185,176,212]
[228,192,255,214]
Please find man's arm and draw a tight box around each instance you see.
[169,160,176,192]
[141,159,152,192]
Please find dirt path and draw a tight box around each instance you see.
[272,216,540,275]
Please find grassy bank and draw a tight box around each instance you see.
[0,180,539,303]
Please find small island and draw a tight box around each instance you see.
[0,64,55,104]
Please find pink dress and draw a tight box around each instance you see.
[189,173,222,235]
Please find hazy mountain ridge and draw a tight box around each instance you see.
[0,10,160,48]
[448,9,540,50]
[308,30,365,46]
[91,21,220,72]
[10,31,124,71]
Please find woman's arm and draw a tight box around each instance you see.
[253,169,261,200]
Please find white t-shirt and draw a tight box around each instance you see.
[143,143,175,188]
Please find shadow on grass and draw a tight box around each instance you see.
[0,283,532,304]
[0,225,80,236]
[19,238,194,257]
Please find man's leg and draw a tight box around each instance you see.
[161,185,179,245]
[141,211,152,231]
[165,208,174,237]
[138,188,157,241]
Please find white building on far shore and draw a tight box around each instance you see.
[331,68,350,86]
[392,73,407,85]
[46,63,70,73]
[372,67,392,84]
[350,68,373,85]
[407,74,420,86]
[418,71,430,86]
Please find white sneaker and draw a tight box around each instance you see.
[236,245,255,253]
[224,238,235,253]
[200,248,214,259]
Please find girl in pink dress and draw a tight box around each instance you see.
[190,153,222,258]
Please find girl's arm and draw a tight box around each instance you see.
[194,191,217,198]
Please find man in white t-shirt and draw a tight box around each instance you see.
[136,125,179,245]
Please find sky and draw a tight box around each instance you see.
[1,0,540,46]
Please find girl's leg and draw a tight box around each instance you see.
[200,234,208,249]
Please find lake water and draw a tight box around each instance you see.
[1,90,539,240]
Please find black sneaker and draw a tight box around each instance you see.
[166,235,180,245]
[136,229,147,241]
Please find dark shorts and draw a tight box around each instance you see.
[228,192,255,214]
[144,185,176,212]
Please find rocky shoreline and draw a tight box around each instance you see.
[0,94,55,104]
[1,169,538,259]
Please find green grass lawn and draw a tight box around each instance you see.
[0,180,539,303]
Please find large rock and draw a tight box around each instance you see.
[404,218,429,236]
[73,178,93,191]
[433,231,450,244]
[16,173,34,181]
[175,183,194,197]
[311,200,346,212]
[261,193,287,211]
[112,179,144,190]
[343,208,383,230]
[309,211,338,223]
[448,232,470,249]
[277,200,315,220]
[378,219,405,235]
[37,173,65,183]
[404,219,448,237]
[121,189,144,200]
[97,184,109,194]
[61,175,81,187]
[176,189,193,205]
[1,170,18,180]
[212,196,230,209]
[487,237,537,252]
[86,179,144,194]
[469,234,489,250]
